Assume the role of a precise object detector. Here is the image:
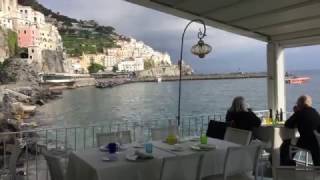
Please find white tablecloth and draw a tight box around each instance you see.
[67,138,239,180]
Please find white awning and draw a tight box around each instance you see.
[126,0,320,48]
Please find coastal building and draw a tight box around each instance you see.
[17,25,39,47]
[0,0,18,30]
[117,57,144,72]
[16,5,45,28]
[39,23,62,51]
[104,37,172,70]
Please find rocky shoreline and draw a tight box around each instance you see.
[0,84,63,134]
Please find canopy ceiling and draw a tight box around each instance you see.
[126,0,320,48]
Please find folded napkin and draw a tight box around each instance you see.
[135,150,154,160]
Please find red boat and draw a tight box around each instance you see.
[285,76,311,84]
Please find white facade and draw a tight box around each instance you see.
[39,23,62,51]
[17,6,45,27]
[0,0,18,30]
[118,58,144,72]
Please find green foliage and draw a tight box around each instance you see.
[7,30,18,57]
[88,63,105,74]
[61,30,117,57]
[18,0,78,23]
[144,59,155,70]
[112,66,118,72]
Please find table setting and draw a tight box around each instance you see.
[66,134,240,180]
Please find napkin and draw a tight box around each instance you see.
[135,150,154,160]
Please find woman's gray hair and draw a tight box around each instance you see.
[229,96,248,112]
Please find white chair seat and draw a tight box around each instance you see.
[203,172,255,180]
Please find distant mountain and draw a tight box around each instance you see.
[18,0,78,23]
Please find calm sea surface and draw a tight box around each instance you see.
[36,70,320,127]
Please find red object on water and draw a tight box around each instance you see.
[285,77,311,84]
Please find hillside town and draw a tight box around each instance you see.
[0,0,177,75]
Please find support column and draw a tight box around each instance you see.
[267,42,286,178]
[267,42,286,113]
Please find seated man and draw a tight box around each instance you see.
[281,95,320,166]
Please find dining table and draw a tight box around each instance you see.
[66,137,240,180]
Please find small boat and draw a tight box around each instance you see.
[285,76,311,84]
[157,76,162,83]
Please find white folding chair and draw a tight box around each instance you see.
[117,130,132,144]
[224,127,252,145]
[43,150,66,180]
[96,132,117,147]
[203,144,261,180]
[160,153,203,180]
[276,166,318,180]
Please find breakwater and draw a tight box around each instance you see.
[134,72,267,82]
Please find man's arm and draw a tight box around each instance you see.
[285,113,298,129]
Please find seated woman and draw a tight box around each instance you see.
[226,96,261,131]
[281,95,320,166]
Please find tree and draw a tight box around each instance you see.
[87,63,105,74]
[112,66,118,72]
[144,59,155,70]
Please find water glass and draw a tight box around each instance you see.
[200,135,208,144]
[108,143,118,154]
[145,143,153,153]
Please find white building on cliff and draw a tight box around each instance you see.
[118,57,144,72]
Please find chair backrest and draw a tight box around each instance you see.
[160,153,203,180]
[276,167,317,180]
[96,132,117,147]
[42,150,65,180]
[223,145,261,179]
[151,128,168,141]
[206,120,228,140]
[117,130,132,144]
[314,130,320,149]
[224,127,252,145]
[9,142,22,180]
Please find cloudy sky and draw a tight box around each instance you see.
[39,0,320,73]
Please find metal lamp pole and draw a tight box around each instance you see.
[177,19,211,126]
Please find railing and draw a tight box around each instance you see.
[0,114,224,180]
[0,111,294,180]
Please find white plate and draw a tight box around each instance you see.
[170,145,184,152]
[132,143,144,148]
[190,144,216,151]
[126,154,139,161]
[198,144,216,150]
[101,156,117,162]
[189,137,200,142]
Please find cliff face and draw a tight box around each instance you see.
[1,58,39,84]
[41,50,66,73]
[0,30,9,62]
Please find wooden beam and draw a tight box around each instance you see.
[270,28,320,47]
[200,0,248,16]
[125,0,269,42]
[228,0,320,23]
[254,14,320,31]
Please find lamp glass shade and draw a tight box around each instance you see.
[191,39,212,58]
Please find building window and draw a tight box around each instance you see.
[25,10,27,13]
[24,30,26,34]
[32,49,34,53]
[30,56,32,59]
